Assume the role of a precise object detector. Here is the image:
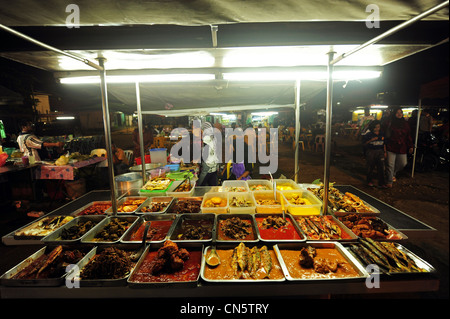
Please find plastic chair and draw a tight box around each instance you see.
[124,150,134,165]
[315,135,325,152]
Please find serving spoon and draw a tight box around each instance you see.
[130,221,150,262]
[205,230,220,267]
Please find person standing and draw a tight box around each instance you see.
[384,107,414,187]
[197,122,219,186]
[17,120,63,162]
[363,120,387,188]
[132,122,154,159]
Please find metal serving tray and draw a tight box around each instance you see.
[41,215,106,244]
[254,213,306,243]
[215,214,259,243]
[169,213,216,244]
[274,242,369,281]
[292,215,358,242]
[127,243,203,288]
[121,214,178,244]
[344,242,436,276]
[334,215,408,241]
[0,245,92,287]
[168,197,203,214]
[201,243,286,283]
[70,201,112,216]
[136,196,175,214]
[77,244,140,287]
[104,196,148,214]
[80,216,139,244]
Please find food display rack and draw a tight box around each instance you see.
[0,186,439,299]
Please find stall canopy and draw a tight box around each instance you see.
[0,1,448,113]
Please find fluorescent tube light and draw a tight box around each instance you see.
[60,74,216,84]
[56,116,75,120]
[223,70,381,81]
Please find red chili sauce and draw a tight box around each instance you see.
[129,220,173,242]
[255,217,302,240]
[130,250,202,283]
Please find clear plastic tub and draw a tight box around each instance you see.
[221,180,249,192]
[253,190,284,214]
[166,179,196,198]
[274,179,302,191]
[201,192,228,214]
[246,179,273,191]
[149,148,167,165]
[281,189,322,216]
[228,192,256,214]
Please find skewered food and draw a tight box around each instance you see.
[349,238,427,273]
[80,247,134,280]
[174,179,192,192]
[13,246,85,279]
[15,216,74,238]
[339,214,401,240]
[308,184,375,213]
[296,216,342,240]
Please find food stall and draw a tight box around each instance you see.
[0,0,448,301]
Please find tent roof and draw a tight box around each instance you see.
[1,0,448,26]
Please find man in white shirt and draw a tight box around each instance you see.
[17,120,63,161]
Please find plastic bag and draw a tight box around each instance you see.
[0,152,8,167]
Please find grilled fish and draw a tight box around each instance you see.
[249,246,261,279]
[259,246,272,278]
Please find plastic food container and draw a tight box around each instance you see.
[221,180,250,192]
[274,179,302,192]
[253,190,284,214]
[150,148,167,165]
[201,192,228,214]
[246,179,273,191]
[281,189,322,216]
[228,192,256,214]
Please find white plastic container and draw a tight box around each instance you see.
[227,192,256,214]
[149,148,167,165]
[201,192,228,214]
[246,179,273,191]
[281,189,322,216]
[253,190,284,214]
[221,180,250,192]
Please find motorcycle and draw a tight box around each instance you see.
[413,132,449,172]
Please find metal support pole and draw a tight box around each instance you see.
[411,100,422,177]
[97,57,117,215]
[323,49,336,214]
[135,82,147,183]
[331,1,449,65]
[294,79,301,183]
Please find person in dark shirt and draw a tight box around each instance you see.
[363,120,387,188]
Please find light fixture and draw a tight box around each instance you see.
[251,112,279,116]
[223,70,382,81]
[56,116,75,120]
[60,74,216,84]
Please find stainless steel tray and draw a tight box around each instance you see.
[80,216,139,244]
[168,197,203,214]
[136,196,175,214]
[70,201,112,216]
[275,242,369,281]
[216,214,259,243]
[77,244,140,287]
[128,243,203,288]
[292,215,358,242]
[254,213,306,243]
[104,196,148,214]
[201,243,286,283]
[169,213,216,244]
[0,246,91,287]
[344,241,436,275]
[121,214,178,244]
[41,215,106,244]
[335,215,408,241]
